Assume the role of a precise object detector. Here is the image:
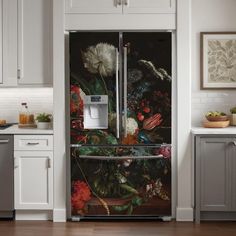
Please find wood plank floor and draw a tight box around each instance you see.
[1,221,236,236]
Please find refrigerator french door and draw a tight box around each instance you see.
[69,32,172,219]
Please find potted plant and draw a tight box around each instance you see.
[230,107,236,126]
[36,113,52,129]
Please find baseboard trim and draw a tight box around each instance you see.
[176,207,194,221]
[15,210,52,221]
[53,208,67,222]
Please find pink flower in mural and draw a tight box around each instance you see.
[158,146,171,159]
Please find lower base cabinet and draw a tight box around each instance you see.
[14,151,53,210]
[195,136,236,222]
[14,135,53,210]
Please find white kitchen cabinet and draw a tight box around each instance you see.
[65,0,176,14]
[0,0,2,84]
[0,0,18,87]
[14,151,53,210]
[17,0,52,86]
[14,135,53,210]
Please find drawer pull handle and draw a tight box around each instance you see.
[0,139,9,144]
[27,142,40,145]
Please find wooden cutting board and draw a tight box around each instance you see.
[18,124,37,129]
[203,120,230,128]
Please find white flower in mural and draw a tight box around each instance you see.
[126,117,138,135]
[82,43,116,77]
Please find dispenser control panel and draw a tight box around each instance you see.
[84,95,108,105]
[91,96,101,102]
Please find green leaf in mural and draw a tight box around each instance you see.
[120,184,139,195]
[105,134,118,145]
[79,147,100,156]
[91,78,106,95]
[112,204,130,212]
[131,196,143,206]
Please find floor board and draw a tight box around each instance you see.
[0,221,236,236]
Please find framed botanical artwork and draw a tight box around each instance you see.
[201,32,236,89]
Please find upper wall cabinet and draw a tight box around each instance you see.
[17,0,52,86]
[65,0,176,14]
[0,0,2,85]
[0,0,18,87]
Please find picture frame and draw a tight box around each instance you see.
[200,32,236,89]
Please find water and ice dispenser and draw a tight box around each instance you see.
[84,95,108,129]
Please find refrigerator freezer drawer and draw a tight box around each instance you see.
[70,148,171,217]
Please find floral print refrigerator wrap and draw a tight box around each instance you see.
[69,32,172,219]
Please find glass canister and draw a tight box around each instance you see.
[19,102,28,124]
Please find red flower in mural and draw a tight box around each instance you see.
[143,107,151,113]
[70,85,84,115]
[71,181,91,211]
[143,113,163,130]
[76,135,87,144]
[137,112,144,121]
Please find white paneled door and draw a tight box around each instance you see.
[14,151,53,210]
[0,0,2,84]
[17,0,52,85]
[65,0,122,14]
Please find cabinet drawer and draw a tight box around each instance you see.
[14,135,53,151]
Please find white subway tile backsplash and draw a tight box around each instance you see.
[192,91,235,126]
[200,98,213,103]
[0,88,53,123]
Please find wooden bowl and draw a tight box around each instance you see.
[205,115,228,122]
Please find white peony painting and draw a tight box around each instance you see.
[201,32,236,89]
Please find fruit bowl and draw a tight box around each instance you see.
[205,115,228,122]
[205,111,228,122]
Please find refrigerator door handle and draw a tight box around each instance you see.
[116,48,120,139]
[123,46,128,138]
[77,155,164,160]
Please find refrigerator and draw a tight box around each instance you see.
[69,32,172,220]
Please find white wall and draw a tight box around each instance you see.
[191,0,236,126]
[0,88,53,122]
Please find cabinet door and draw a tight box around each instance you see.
[14,151,53,209]
[0,0,2,84]
[17,0,52,86]
[0,0,17,87]
[200,138,231,211]
[65,0,122,14]
[123,0,176,14]
[231,139,236,211]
